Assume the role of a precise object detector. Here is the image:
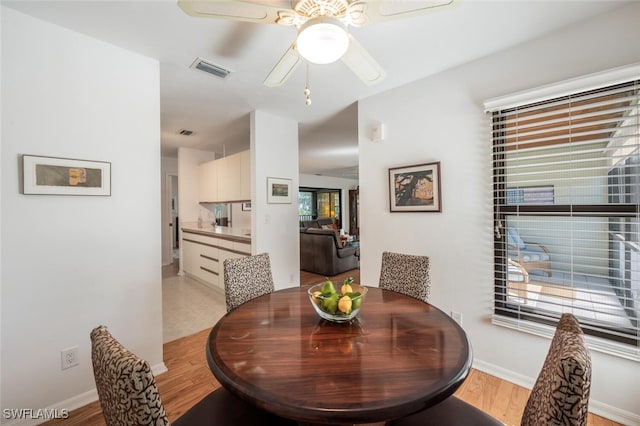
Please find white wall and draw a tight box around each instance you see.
[161,156,178,265]
[357,3,640,424]
[0,3,4,414]
[299,174,359,233]
[177,147,216,274]
[1,7,163,423]
[177,147,216,224]
[231,202,251,230]
[251,111,299,289]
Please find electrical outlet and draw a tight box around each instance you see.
[61,346,79,370]
[451,311,463,325]
[289,273,294,283]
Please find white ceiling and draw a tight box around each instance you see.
[3,0,629,178]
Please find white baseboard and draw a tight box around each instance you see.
[1,363,168,426]
[589,400,640,426]
[1,389,97,426]
[152,361,168,376]
[8,359,635,426]
[472,359,640,426]
[472,358,536,390]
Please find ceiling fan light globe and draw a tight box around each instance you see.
[296,18,349,64]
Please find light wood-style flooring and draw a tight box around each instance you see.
[44,268,620,426]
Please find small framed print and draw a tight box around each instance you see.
[22,154,111,196]
[242,202,252,211]
[267,177,292,204]
[389,161,441,212]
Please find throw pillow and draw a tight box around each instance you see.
[508,228,526,249]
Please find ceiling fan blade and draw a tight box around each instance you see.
[264,43,301,87]
[178,0,287,24]
[364,0,454,23]
[341,35,385,86]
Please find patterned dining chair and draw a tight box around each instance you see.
[223,252,275,312]
[90,325,296,426]
[388,313,591,426]
[379,251,431,303]
[521,313,592,426]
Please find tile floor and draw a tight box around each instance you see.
[162,261,227,343]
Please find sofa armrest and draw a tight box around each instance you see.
[337,246,356,258]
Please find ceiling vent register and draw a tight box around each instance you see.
[190,57,231,79]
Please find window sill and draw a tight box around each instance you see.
[492,314,640,362]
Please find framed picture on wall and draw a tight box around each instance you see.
[22,154,111,196]
[388,161,441,212]
[267,177,292,204]
[241,202,252,211]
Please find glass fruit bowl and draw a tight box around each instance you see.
[307,280,368,323]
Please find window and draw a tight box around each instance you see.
[298,187,342,225]
[299,191,314,219]
[487,70,639,356]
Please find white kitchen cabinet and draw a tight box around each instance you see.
[182,238,197,278]
[199,160,218,202]
[217,154,242,202]
[194,243,220,286]
[182,231,220,289]
[198,150,250,203]
[240,150,251,200]
[181,228,251,291]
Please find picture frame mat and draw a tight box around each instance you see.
[267,177,292,204]
[23,154,111,196]
[388,161,441,212]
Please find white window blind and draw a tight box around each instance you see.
[488,76,639,353]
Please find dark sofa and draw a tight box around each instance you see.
[300,218,335,229]
[300,228,359,276]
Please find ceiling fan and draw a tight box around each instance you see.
[178,0,453,89]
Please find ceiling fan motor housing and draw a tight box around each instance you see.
[294,0,351,20]
[296,17,349,64]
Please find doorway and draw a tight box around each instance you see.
[164,173,179,265]
[170,174,179,258]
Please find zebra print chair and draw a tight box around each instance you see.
[379,251,431,303]
[223,253,275,312]
[389,313,591,426]
[90,325,295,425]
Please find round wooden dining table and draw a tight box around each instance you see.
[206,285,472,425]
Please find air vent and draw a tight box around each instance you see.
[179,129,194,136]
[190,57,231,79]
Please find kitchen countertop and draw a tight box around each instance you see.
[181,222,251,242]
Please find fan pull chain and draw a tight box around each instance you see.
[304,62,312,106]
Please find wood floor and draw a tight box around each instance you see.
[44,268,620,426]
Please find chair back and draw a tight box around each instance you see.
[379,251,431,303]
[223,252,275,312]
[521,313,592,426]
[90,325,169,426]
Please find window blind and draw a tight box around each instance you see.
[489,78,639,352]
